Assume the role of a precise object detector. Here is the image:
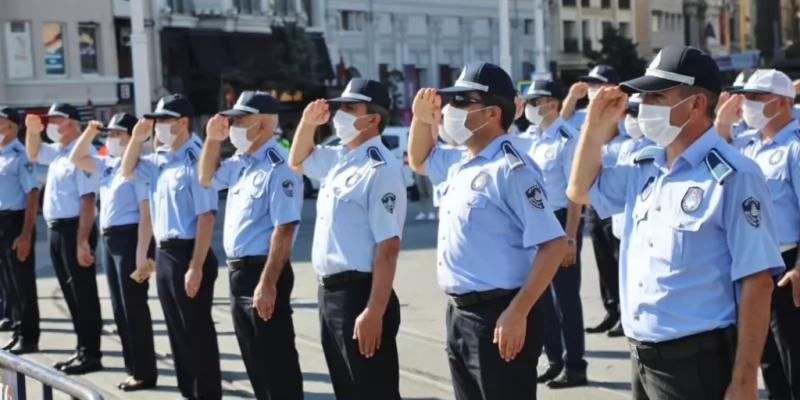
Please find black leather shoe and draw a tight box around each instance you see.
[119,379,157,392]
[607,321,625,338]
[8,342,38,355]
[0,319,13,332]
[61,357,103,375]
[547,370,588,389]
[2,338,18,351]
[585,313,619,333]
[53,354,80,370]
[537,365,563,383]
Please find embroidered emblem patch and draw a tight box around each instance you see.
[526,185,544,209]
[381,193,396,213]
[103,167,113,178]
[252,170,267,187]
[282,180,294,197]
[769,149,785,166]
[545,147,556,160]
[471,171,489,191]
[24,162,34,173]
[345,173,360,187]
[640,177,655,201]
[742,197,761,227]
[680,187,704,214]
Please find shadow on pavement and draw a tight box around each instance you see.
[592,380,631,391]
[585,349,631,360]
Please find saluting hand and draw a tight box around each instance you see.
[412,88,441,125]
[206,115,229,141]
[494,303,527,362]
[131,119,153,143]
[513,96,525,121]
[25,115,43,133]
[586,87,627,141]
[12,234,32,262]
[253,282,277,321]
[301,100,330,126]
[353,308,383,358]
[777,268,800,308]
[569,82,589,99]
[185,266,203,298]
[85,120,103,137]
[77,241,94,267]
[715,93,743,127]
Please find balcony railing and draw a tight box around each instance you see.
[564,38,579,53]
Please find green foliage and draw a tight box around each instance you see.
[269,22,320,91]
[586,26,647,82]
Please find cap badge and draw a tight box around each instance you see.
[681,186,704,214]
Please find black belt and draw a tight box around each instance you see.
[102,223,138,235]
[628,327,736,362]
[319,271,371,287]
[228,256,267,269]
[158,238,194,249]
[0,210,23,218]
[47,217,79,228]
[448,288,519,308]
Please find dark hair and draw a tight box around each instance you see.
[680,86,718,121]
[365,103,390,133]
[478,92,516,131]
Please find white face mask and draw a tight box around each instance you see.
[333,111,367,145]
[525,104,544,125]
[229,125,256,151]
[587,86,600,101]
[637,96,694,147]
[154,123,176,146]
[624,115,644,139]
[742,98,779,130]
[438,124,456,145]
[442,104,487,145]
[106,137,125,157]
[46,123,63,143]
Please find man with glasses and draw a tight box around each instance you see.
[407,62,567,399]
[519,80,588,388]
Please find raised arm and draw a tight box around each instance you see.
[407,88,440,175]
[24,115,50,164]
[714,93,743,143]
[69,121,103,175]
[288,100,331,175]
[198,115,229,188]
[121,119,152,180]
[560,82,588,122]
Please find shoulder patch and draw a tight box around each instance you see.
[10,147,21,156]
[185,148,197,165]
[704,148,736,184]
[266,148,284,166]
[633,146,660,164]
[557,127,573,141]
[367,146,386,168]
[501,141,524,170]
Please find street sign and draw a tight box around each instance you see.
[117,82,134,104]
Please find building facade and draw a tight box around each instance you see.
[631,0,685,57]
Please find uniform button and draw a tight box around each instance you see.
[656,206,661,211]
[638,282,643,287]
[634,315,639,321]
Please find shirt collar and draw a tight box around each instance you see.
[250,137,278,161]
[653,127,720,170]
[340,135,383,162]
[0,138,21,153]
[475,134,512,160]
[171,138,197,161]
[542,117,566,138]
[57,138,78,153]
[766,119,799,145]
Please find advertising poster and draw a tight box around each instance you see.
[42,22,66,75]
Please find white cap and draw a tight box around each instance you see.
[734,69,796,99]
[629,93,644,103]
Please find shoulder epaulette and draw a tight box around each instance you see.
[500,141,524,170]
[633,146,660,164]
[558,127,573,141]
[705,148,736,184]
[795,129,800,139]
[185,148,197,164]
[367,147,386,168]
[266,148,284,166]
[10,147,21,156]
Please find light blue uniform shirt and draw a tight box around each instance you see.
[303,136,407,276]
[731,121,750,140]
[565,108,626,135]
[611,137,655,238]
[589,128,784,342]
[133,139,218,242]
[38,140,99,222]
[518,117,579,209]
[92,156,149,229]
[0,139,37,211]
[425,135,565,294]
[601,130,631,168]
[211,138,304,259]
[734,120,800,245]
[432,143,463,208]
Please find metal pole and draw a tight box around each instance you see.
[130,0,153,117]
[499,0,512,75]
[533,0,549,80]
[367,0,376,79]
[739,0,747,50]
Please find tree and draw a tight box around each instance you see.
[269,22,320,91]
[586,27,647,82]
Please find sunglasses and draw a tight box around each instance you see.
[449,94,483,108]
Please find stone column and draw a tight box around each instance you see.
[393,14,409,69]
[428,16,443,87]
[461,17,474,63]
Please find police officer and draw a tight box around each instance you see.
[25,104,103,374]
[0,107,40,355]
[198,92,304,400]
[716,71,756,143]
[560,65,621,129]
[407,62,567,399]
[519,80,588,387]
[288,78,406,399]
[68,113,158,391]
[568,45,784,399]
[723,69,800,400]
[120,94,222,399]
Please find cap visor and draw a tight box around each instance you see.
[436,86,476,94]
[620,76,682,94]
[142,112,173,119]
[727,88,772,95]
[326,97,363,103]
[43,113,78,120]
[578,76,607,84]
[218,108,252,117]
[98,124,130,132]
[723,85,744,92]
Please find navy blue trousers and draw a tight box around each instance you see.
[0,211,39,342]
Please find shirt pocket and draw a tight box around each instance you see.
[454,192,489,224]
[669,214,708,268]
[631,199,674,263]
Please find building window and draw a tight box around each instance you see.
[166,0,190,14]
[234,0,261,14]
[581,0,589,7]
[582,20,592,51]
[602,21,613,35]
[619,0,631,9]
[651,11,662,32]
[601,0,611,8]
[563,20,579,53]
[4,21,34,79]
[563,0,576,7]
[340,10,366,31]
[524,19,534,35]
[619,22,630,38]
[42,22,67,76]
[78,23,100,74]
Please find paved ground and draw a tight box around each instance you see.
[1,198,770,399]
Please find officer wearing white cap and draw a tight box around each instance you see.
[568,45,784,399]
[120,94,222,399]
[199,91,304,400]
[25,104,103,374]
[716,70,757,143]
[408,61,567,398]
[0,107,40,355]
[68,113,158,391]
[288,78,406,399]
[725,68,800,400]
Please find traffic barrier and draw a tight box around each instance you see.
[0,351,103,400]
